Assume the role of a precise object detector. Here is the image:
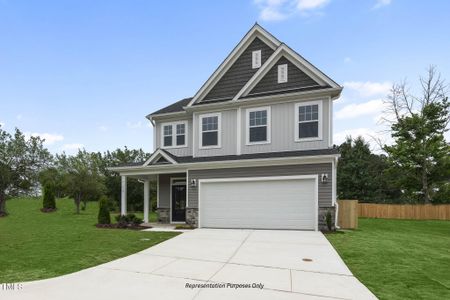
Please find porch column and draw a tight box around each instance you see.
[143,180,150,223]
[121,175,127,215]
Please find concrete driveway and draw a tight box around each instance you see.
[3,229,377,300]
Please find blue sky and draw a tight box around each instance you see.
[1,0,449,154]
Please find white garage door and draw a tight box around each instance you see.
[199,176,317,230]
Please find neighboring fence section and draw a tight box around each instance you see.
[358,203,450,220]
[337,200,358,229]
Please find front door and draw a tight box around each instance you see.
[171,180,186,222]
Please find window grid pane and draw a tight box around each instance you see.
[176,124,185,135]
[163,125,172,136]
[298,105,319,123]
[249,110,267,127]
[202,116,218,131]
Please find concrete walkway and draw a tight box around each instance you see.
[2,229,377,300]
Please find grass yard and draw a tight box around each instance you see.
[0,197,178,283]
[326,218,450,300]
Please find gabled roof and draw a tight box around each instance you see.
[142,148,178,166]
[186,23,281,107]
[232,44,340,101]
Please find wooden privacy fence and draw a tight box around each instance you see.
[337,200,358,229]
[358,203,450,220]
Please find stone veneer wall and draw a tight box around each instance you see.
[157,208,170,224]
[186,208,198,227]
[318,206,336,231]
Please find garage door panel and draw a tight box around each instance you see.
[199,177,316,230]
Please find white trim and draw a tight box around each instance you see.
[294,100,323,142]
[232,44,340,101]
[120,176,127,215]
[332,157,337,206]
[156,174,160,208]
[169,177,187,224]
[198,175,319,231]
[143,149,178,166]
[188,24,281,106]
[160,120,188,149]
[193,112,197,158]
[186,170,190,208]
[252,50,262,69]
[143,180,150,223]
[110,154,339,175]
[245,106,271,145]
[198,112,222,149]
[236,108,242,155]
[152,125,156,152]
[328,96,333,147]
[277,64,288,83]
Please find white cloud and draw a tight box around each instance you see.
[255,0,331,21]
[98,125,108,132]
[335,99,384,120]
[27,132,64,145]
[343,81,391,98]
[373,0,391,9]
[126,121,142,129]
[16,114,23,121]
[0,121,4,128]
[344,57,352,63]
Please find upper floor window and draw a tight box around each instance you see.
[161,121,187,148]
[246,107,271,145]
[278,64,288,83]
[295,101,322,141]
[252,50,262,69]
[199,113,221,148]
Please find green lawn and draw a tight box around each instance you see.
[326,218,450,300]
[0,197,178,283]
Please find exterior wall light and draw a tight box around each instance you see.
[321,173,328,183]
[190,179,197,187]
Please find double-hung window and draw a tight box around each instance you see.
[247,107,271,144]
[161,121,187,148]
[199,113,221,148]
[295,101,322,141]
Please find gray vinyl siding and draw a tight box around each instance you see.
[188,163,332,208]
[202,37,275,102]
[249,56,321,96]
[158,173,186,208]
[155,118,193,157]
[195,109,237,157]
[240,99,330,154]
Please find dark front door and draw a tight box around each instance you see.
[172,184,186,222]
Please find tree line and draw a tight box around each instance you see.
[0,67,449,216]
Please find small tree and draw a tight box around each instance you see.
[42,184,56,211]
[97,195,111,224]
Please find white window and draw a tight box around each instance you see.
[295,101,322,141]
[252,50,262,69]
[199,113,221,149]
[278,64,288,83]
[246,106,271,145]
[161,121,188,148]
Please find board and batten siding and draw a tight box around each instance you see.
[194,109,237,157]
[188,163,332,209]
[240,98,330,154]
[154,118,193,157]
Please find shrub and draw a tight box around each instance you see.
[97,196,111,225]
[42,184,56,211]
[114,213,143,228]
[325,210,333,231]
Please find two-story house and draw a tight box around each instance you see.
[111,24,342,231]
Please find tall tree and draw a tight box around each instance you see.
[384,66,450,203]
[337,136,395,202]
[0,127,52,215]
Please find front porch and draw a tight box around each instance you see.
[120,172,197,226]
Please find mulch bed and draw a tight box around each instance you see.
[95,224,150,230]
[40,208,57,213]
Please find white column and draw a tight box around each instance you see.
[143,180,150,223]
[121,175,127,215]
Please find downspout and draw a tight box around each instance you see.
[334,156,340,229]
